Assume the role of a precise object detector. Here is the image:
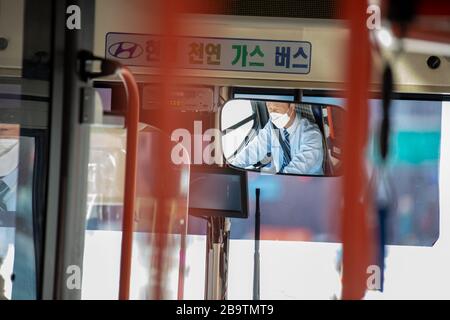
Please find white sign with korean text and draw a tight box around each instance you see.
[105,32,312,74]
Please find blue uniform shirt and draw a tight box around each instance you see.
[230,114,324,175]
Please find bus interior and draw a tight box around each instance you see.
[0,0,449,300]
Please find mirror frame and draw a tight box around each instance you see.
[219,98,344,178]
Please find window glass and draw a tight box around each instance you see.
[221,100,255,159]
[229,95,441,246]
[1,0,51,299]
[227,93,443,299]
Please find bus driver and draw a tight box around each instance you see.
[230,102,324,175]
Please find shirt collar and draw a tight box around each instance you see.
[0,140,19,177]
[285,113,300,135]
[0,167,18,190]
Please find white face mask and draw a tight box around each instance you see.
[269,111,290,129]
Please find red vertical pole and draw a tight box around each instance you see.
[151,0,180,300]
[340,0,373,300]
[118,67,140,300]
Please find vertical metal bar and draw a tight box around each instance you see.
[177,202,189,300]
[204,216,229,300]
[43,0,95,300]
[211,242,222,298]
[204,86,232,301]
[41,0,64,300]
[253,188,260,300]
[204,219,212,299]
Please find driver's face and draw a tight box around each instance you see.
[267,102,292,114]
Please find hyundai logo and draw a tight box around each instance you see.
[108,41,143,59]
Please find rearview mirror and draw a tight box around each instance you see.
[220,99,343,177]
